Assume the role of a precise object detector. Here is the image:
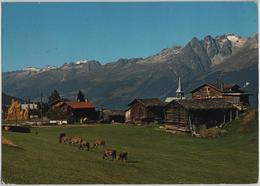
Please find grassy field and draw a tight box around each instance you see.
[2,109,258,184]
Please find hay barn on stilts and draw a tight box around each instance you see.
[164,99,238,133]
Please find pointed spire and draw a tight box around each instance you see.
[176,77,184,99]
[176,77,182,93]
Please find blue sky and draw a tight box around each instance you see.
[2,2,258,72]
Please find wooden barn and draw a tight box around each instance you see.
[126,98,165,123]
[54,101,98,122]
[164,99,238,133]
[191,82,251,109]
[101,109,125,123]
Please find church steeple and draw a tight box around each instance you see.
[164,77,186,103]
[176,77,184,99]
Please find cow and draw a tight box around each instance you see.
[103,149,117,161]
[61,136,70,144]
[69,136,84,145]
[59,133,66,143]
[92,139,106,148]
[78,140,90,151]
[118,152,128,162]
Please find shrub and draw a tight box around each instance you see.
[199,127,228,139]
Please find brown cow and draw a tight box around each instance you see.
[69,136,83,145]
[118,152,128,162]
[103,149,117,160]
[78,140,90,151]
[59,133,66,143]
[60,136,69,144]
[92,139,106,148]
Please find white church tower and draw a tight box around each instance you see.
[176,77,184,99]
[165,77,186,103]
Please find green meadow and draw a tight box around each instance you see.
[2,109,258,184]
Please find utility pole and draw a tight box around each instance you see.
[15,109,17,126]
[100,104,103,120]
[40,93,43,120]
[28,99,30,120]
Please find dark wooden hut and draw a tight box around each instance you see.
[164,99,238,133]
[126,98,165,123]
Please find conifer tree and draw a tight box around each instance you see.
[77,90,85,102]
[48,89,61,104]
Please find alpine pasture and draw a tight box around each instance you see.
[2,109,258,184]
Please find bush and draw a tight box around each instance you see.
[199,127,228,139]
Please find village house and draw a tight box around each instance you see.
[191,81,251,109]
[125,98,165,123]
[21,102,38,110]
[52,100,98,122]
[164,99,238,134]
[21,102,39,119]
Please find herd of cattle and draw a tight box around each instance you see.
[59,133,128,161]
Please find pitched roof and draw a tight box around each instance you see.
[210,83,241,92]
[127,98,165,107]
[223,84,240,89]
[50,98,70,106]
[63,101,95,109]
[169,99,234,110]
[191,83,241,93]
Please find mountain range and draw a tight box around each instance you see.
[3,33,258,109]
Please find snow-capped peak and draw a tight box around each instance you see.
[23,67,41,72]
[227,34,239,42]
[23,65,57,73]
[226,34,247,48]
[75,60,88,65]
[45,65,57,69]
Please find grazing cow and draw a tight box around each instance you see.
[103,149,117,160]
[92,139,106,148]
[61,136,69,144]
[59,133,66,143]
[118,152,128,162]
[78,140,90,151]
[69,136,83,145]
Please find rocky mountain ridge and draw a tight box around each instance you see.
[10,33,254,73]
[3,33,258,108]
